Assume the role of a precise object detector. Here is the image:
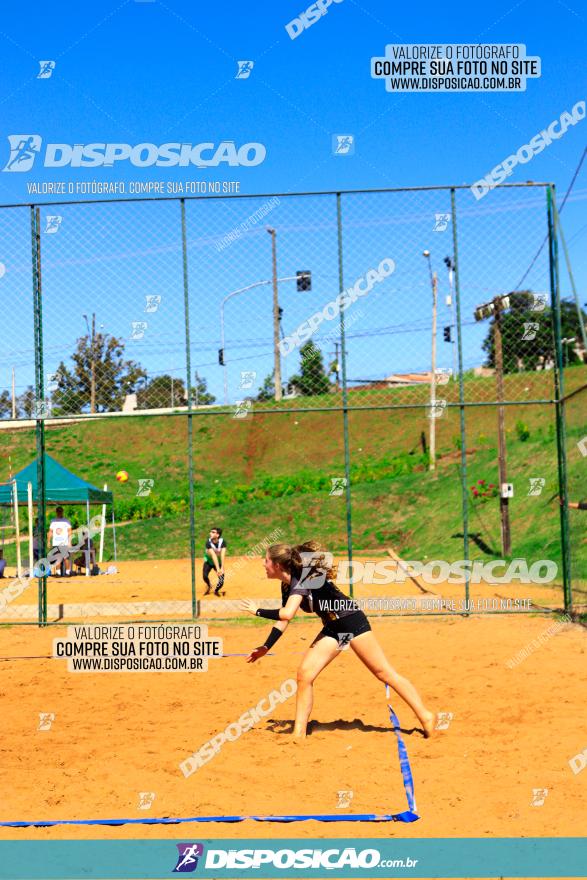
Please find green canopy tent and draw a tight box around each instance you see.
[0,454,116,577]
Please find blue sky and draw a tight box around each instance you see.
[0,0,585,405]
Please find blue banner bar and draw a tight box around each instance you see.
[0,837,584,878]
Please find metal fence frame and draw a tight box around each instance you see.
[0,183,576,625]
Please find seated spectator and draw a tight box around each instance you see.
[74,536,96,575]
[48,506,73,576]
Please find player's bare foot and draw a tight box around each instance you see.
[421,711,437,738]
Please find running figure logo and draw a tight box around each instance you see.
[145,295,162,313]
[336,789,353,808]
[435,712,453,730]
[332,135,355,156]
[429,399,447,419]
[435,368,452,385]
[131,321,148,340]
[136,479,154,497]
[46,371,62,392]
[330,477,347,496]
[299,549,334,590]
[38,713,55,731]
[3,135,42,172]
[45,215,62,234]
[531,788,548,806]
[522,322,539,341]
[236,61,254,79]
[527,477,546,496]
[233,399,252,419]
[173,843,204,873]
[530,293,547,312]
[32,399,49,419]
[433,213,450,232]
[37,60,56,78]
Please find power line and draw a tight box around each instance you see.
[514,146,587,290]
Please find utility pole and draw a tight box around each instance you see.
[11,367,16,419]
[493,298,511,556]
[267,228,282,402]
[330,342,341,391]
[430,270,438,471]
[444,256,458,381]
[423,251,438,471]
[474,293,512,557]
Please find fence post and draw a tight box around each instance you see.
[31,206,47,626]
[547,185,572,613]
[450,189,470,612]
[336,194,354,596]
[181,199,197,619]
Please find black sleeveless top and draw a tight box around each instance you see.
[281,574,359,624]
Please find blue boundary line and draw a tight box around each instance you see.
[0,694,420,828]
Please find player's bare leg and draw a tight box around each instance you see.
[293,636,340,738]
[350,631,436,737]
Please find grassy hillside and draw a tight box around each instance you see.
[1,368,585,584]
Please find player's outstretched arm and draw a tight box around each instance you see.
[241,596,303,663]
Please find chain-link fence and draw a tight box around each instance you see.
[0,184,584,625]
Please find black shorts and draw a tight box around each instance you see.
[317,610,371,645]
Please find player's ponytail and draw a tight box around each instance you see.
[294,540,337,583]
[267,541,336,583]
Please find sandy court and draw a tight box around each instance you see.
[2,555,576,622]
[0,613,584,846]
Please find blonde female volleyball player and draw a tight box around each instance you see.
[240,542,436,739]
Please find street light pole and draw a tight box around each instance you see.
[267,228,282,402]
[219,274,299,406]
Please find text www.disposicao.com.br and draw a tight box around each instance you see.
[70,657,202,671]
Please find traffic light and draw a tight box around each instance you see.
[218,348,225,366]
[296,270,311,291]
[443,326,452,343]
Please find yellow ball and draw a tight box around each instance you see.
[116,470,129,483]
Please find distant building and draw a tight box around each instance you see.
[348,372,434,391]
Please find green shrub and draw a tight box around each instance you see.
[515,420,530,442]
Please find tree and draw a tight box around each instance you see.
[137,375,186,410]
[482,293,586,373]
[17,386,35,417]
[289,342,331,396]
[51,334,146,414]
[191,372,215,406]
[0,390,12,418]
[256,372,275,401]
